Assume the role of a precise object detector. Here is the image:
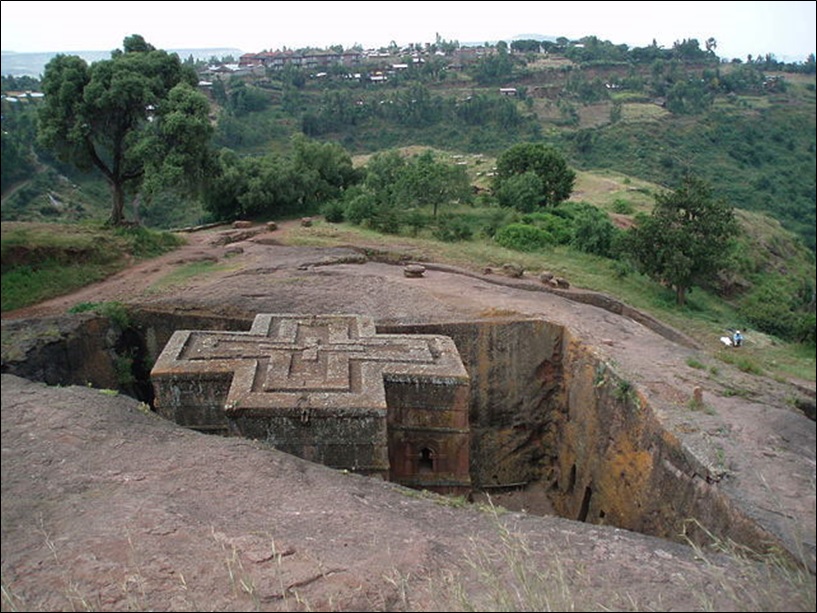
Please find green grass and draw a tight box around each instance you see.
[686,357,706,370]
[1,222,186,312]
[1,260,115,311]
[68,301,130,328]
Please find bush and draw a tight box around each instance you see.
[480,208,518,238]
[739,281,809,343]
[612,258,635,278]
[114,225,186,258]
[320,200,345,223]
[794,312,816,346]
[433,214,474,242]
[370,206,402,234]
[344,192,377,225]
[495,223,553,252]
[69,301,130,328]
[571,207,618,257]
[611,198,635,214]
[519,211,573,244]
[405,209,432,236]
[495,171,542,212]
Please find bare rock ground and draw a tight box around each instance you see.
[2,221,815,611]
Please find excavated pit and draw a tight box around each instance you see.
[0,307,805,564]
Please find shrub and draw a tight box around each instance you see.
[739,280,812,343]
[69,301,130,328]
[405,209,432,236]
[612,258,635,278]
[495,171,542,212]
[114,225,185,258]
[320,200,346,223]
[344,192,377,225]
[519,212,573,244]
[611,198,635,214]
[433,214,474,242]
[370,206,402,234]
[794,312,816,346]
[495,223,553,252]
[480,208,518,238]
[571,207,618,257]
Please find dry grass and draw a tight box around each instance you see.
[680,519,816,612]
[569,169,656,212]
[620,102,671,122]
[3,504,814,612]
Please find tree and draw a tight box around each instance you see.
[1,103,38,191]
[625,175,738,306]
[493,143,576,208]
[290,134,361,206]
[37,35,213,226]
[395,150,472,217]
[470,44,514,85]
[139,82,216,212]
[570,203,618,257]
[495,171,542,212]
[511,39,542,54]
[665,79,713,115]
[202,149,248,221]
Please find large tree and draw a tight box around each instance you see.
[38,35,213,226]
[395,150,472,218]
[626,175,738,306]
[493,143,576,208]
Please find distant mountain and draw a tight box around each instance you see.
[1,48,243,78]
[460,33,559,47]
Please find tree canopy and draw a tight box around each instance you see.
[37,35,214,226]
[626,175,738,306]
[203,135,361,221]
[394,150,472,217]
[493,143,576,209]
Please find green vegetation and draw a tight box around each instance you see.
[283,213,815,382]
[203,135,361,222]
[558,93,817,252]
[0,222,184,311]
[2,33,814,377]
[493,142,576,209]
[686,357,706,370]
[68,301,130,328]
[37,35,215,226]
[626,175,738,306]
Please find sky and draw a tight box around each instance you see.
[1,0,815,62]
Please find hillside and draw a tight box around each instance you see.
[2,39,815,241]
[2,37,815,352]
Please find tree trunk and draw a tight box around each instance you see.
[111,180,126,226]
[675,285,687,306]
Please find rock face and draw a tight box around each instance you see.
[2,224,814,610]
[4,309,813,570]
[150,313,471,494]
